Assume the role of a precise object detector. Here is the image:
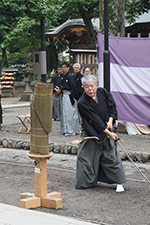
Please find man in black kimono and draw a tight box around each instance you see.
[50,65,63,121]
[60,61,79,136]
[72,63,84,125]
[75,75,126,192]
[72,63,84,101]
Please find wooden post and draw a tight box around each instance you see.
[34,158,47,197]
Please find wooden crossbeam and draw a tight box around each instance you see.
[16,114,31,134]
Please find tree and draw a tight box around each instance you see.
[60,0,99,48]
[109,0,125,36]
[99,0,150,36]
[99,0,125,37]
[125,0,150,24]
[0,1,33,73]
[78,2,98,48]
[0,0,149,74]
[0,0,55,74]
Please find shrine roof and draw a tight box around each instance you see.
[45,18,98,38]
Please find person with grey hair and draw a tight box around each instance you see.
[75,75,126,192]
[72,63,83,101]
[73,63,81,69]
[81,74,97,86]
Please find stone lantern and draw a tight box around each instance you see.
[20,65,33,101]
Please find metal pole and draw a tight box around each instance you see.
[41,18,46,83]
[103,0,110,92]
[41,18,45,51]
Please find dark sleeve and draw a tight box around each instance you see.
[50,75,56,89]
[78,98,106,134]
[77,74,84,100]
[71,74,84,100]
[68,74,78,100]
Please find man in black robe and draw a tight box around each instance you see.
[60,61,79,136]
[72,63,84,125]
[72,63,84,101]
[75,75,126,192]
[50,65,63,121]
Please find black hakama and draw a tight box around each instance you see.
[50,73,63,120]
[75,133,126,189]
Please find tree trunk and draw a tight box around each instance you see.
[47,41,59,73]
[0,47,7,76]
[99,0,104,34]
[79,6,97,48]
[99,0,125,37]
[109,0,125,36]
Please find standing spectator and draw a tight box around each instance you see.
[60,61,79,136]
[72,63,84,125]
[50,65,63,121]
[83,67,91,75]
[72,63,84,101]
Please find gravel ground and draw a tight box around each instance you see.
[1,148,150,225]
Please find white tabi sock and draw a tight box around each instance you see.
[116,184,124,193]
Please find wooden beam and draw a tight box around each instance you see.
[20,192,34,199]
[20,197,41,209]
[41,196,62,209]
[34,159,47,197]
[47,192,61,198]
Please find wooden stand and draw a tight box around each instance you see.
[16,114,31,134]
[20,153,62,209]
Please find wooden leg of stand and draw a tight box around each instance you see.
[42,196,62,209]
[42,192,62,209]
[20,192,34,199]
[47,192,61,198]
[20,197,41,209]
[34,158,47,197]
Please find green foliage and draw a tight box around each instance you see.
[125,0,150,24]
[60,0,99,19]
[7,52,32,69]
[0,0,149,71]
[0,0,58,70]
[0,0,56,49]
